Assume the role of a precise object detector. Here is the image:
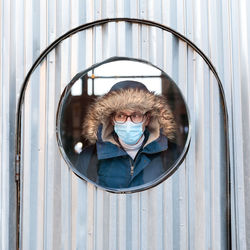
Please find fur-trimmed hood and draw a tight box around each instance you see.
[82,81,176,145]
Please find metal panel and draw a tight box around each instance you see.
[1,0,18,250]
[18,23,227,250]
[0,0,250,250]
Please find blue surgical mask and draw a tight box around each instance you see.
[114,121,144,145]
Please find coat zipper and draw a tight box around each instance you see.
[129,149,142,176]
[130,165,134,176]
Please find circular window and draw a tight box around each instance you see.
[56,57,190,193]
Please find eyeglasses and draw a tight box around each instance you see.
[113,112,146,124]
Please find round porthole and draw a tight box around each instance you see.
[56,57,190,193]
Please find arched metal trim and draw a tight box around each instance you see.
[15,18,231,250]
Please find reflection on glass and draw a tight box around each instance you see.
[58,59,189,191]
[88,60,161,77]
[90,77,162,96]
[86,60,162,95]
[71,79,82,96]
[74,142,83,154]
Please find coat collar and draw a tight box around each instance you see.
[96,126,168,160]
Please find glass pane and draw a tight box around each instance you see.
[57,59,190,192]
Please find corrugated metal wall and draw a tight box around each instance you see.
[1,0,249,250]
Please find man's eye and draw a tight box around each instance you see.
[132,113,142,118]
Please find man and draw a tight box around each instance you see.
[75,80,180,189]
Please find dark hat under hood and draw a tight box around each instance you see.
[82,80,176,145]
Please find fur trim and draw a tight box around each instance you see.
[82,88,176,144]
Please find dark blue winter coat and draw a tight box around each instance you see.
[75,128,180,189]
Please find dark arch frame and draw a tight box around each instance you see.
[15,18,231,249]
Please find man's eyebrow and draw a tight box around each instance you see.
[116,111,142,115]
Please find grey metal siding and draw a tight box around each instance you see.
[0,0,249,249]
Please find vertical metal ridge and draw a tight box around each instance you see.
[229,0,248,249]
[1,0,11,249]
